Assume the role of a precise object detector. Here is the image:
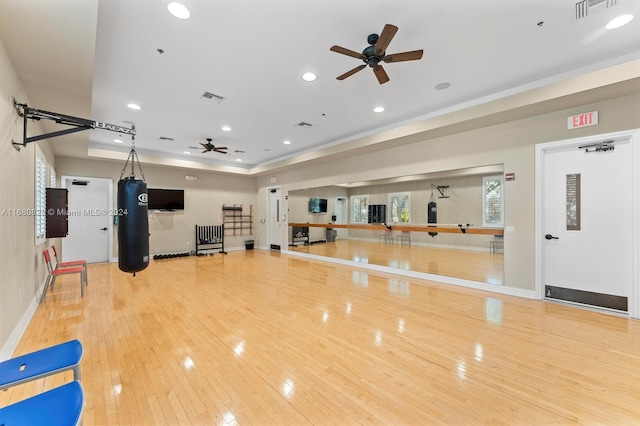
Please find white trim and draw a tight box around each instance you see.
[0,292,41,361]
[535,129,640,319]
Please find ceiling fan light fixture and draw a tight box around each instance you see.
[167,2,190,20]
[606,14,634,29]
[302,72,317,82]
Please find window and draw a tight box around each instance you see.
[350,195,369,224]
[388,192,411,223]
[483,175,504,227]
[50,166,56,188]
[35,146,47,243]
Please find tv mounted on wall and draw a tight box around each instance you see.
[308,198,328,213]
[148,188,185,211]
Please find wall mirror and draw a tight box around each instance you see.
[287,165,505,286]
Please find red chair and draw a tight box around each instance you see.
[50,244,87,286]
[41,249,86,303]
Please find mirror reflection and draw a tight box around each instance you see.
[287,165,504,285]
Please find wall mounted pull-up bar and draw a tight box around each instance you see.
[12,99,135,151]
[432,184,450,198]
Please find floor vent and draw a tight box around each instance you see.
[545,285,628,311]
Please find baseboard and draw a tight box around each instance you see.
[0,292,40,361]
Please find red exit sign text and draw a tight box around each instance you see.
[567,111,598,129]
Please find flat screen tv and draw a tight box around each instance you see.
[148,188,184,210]
[308,198,328,213]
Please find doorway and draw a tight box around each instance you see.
[61,176,113,263]
[536,129,639,318]
[268,187,282,250]
[334,197,348,240]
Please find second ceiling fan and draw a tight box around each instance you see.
[330,24,423,84]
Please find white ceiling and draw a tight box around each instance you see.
[0,0,639,175]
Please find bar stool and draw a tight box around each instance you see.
[490,235,504,253]
[379,230,394,244]
[398,231,411,245]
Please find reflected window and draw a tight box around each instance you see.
[388,192,411,223]
[350,195,369,223]
[482,175,504,227]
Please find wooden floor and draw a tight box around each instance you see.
[289,239,504,284]
[2,250,639,425]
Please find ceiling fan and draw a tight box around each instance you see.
[200,138,228,154]
[330,24,423,84]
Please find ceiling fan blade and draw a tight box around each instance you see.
[199,143,208,149]
[337,64,366,80]
[201,150,208,154]
[330,45,366,60]
[373,64,390,84]
[374,24,398,56]
[383,50,424,63]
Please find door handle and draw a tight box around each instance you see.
[545,234,559,240]
[100,227,108,231]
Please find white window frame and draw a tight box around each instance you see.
[482,175,504,228]
[388,192,411,223]
[50,165,56,188]
[35,145,47,244]
[350,195,369,224]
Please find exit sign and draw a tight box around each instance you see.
[568,111,598,129]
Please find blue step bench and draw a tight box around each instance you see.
[0,380,84,426]
[0,339,83,391]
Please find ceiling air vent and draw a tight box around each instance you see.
[296,122,313,127]
[574,0,618,21]
[200,91,225,103]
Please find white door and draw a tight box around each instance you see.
[334,197,347,240]
[268,187,282,250]
[541,137,631,312]
[62,176,112,263]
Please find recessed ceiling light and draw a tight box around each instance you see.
[606,14,634,29]
[183,151,191,154]
[127,103,142,110]
[302,72,317,82]
[235,158,243,162]
[283,140,292,145]
[435,82,451,90]
[167,2,190,19]
[113,139,123,144]
[221,125,231,132]
[373,106,384,113]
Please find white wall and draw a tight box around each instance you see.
[55,157,257,255]
[0,39,55,359]
[256,92,640,291]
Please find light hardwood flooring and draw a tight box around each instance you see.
[289,239,504,284]
[2,249,639,425]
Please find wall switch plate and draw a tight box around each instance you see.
[506,226,515,233]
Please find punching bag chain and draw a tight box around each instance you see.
[118,129,146,182]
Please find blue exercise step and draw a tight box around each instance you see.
[0,380,84,426]
[0,340,83,391]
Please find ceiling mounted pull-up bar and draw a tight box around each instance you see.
[11,99,136,151]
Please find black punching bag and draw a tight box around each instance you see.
[428,201,438,237]
[118,177,149,274]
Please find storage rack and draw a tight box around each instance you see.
[222,204,254,236]
[195,225,226,255]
